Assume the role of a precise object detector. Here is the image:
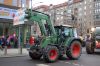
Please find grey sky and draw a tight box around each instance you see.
[29,0,68,8]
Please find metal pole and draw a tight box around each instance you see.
[18,0,23,54]
[18,26,22,54]
[4,46,7,55]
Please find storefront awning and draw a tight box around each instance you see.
[0,18,12,23]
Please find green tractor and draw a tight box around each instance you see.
[86,27,100,54]
[25,9,82,62]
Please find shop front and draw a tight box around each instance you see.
[0,4,32,48]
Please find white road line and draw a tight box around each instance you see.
[65,62,72,64]
[65,61,84,66]
[73,63,80,66]
[36,64,49,66]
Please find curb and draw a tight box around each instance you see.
[0,54,28,58]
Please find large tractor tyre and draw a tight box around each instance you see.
[43,46,59,63]
[66,41,82,60]
[86,41,94,54]
[29,52,42,60]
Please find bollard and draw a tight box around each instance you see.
[19,46,22,54]
[20,46,22,54]
[4,46,7,55]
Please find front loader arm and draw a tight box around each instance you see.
[25,9,56,36]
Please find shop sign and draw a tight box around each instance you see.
[0,7,17,19]
[13,9,25,25]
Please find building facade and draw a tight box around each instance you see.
[66,0,94,36]
[94,0,100,27]
[0,0,30,8]
[33,0,98,37]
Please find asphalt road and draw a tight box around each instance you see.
[0,48,100,66]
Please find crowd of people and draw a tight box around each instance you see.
[0,34,18,50]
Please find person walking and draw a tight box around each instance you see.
[0,36,3,50]
[2,35,7,48]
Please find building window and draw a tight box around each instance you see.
[79,13,82,16]
[84,6,86,10]
[80,3,82,5]
[90,5,92,8]
[22,0,26,7]
[84,1,86,4]
[79,8,82,11]
[84,12,86,15]
[90,11,91,14]
[67,9,71,14]
[61,16,63,19]
[0,0,3,3]
[57,17,59,20]
[95,10,96,13]
[95,3,97,7]
[12,0,17,6]
[95,15,100,19]
[61,12,63,14]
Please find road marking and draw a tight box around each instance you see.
[36,64,49,66]
[65,61,84,66]
[65,62,72,64]
[73,63,80,66]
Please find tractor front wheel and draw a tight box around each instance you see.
[86,41,94,54]
[43,46,59,62]
[66,41,82,60]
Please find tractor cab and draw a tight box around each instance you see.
[54,25,77,38]
[54,25,78,45]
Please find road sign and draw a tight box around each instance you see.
[13,9,25,25]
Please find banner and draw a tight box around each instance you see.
[0,7,17,19]
[13,9,25,25]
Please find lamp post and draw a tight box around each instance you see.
[18,0,26,54]
[18,0,23,54]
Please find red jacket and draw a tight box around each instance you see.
[29,36,35,45]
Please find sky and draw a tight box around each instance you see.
[29,0,68,8]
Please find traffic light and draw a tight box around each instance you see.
[25,9,32,19]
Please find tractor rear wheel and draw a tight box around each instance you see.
[66,41,82,60]
[29,52,42,60]
[86,41,94,54]
[43,46,59,62]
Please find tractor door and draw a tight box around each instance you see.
[55,26,74,44]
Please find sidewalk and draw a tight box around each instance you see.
[0,48,29,58]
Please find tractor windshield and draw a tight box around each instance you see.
[54,26,74,37]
